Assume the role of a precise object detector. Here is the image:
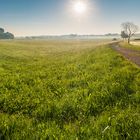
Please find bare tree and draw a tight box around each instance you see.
[121,22,139,44]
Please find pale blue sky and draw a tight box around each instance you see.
[0,0,140,36]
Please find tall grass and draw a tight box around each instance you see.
[0,40,139,140]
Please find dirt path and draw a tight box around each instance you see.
[112,44,140,67]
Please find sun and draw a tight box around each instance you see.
[73,1,87,14]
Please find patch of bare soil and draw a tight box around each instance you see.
[112,45,140,67]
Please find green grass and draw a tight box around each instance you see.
[0,40,140,140]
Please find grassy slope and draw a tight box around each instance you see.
[0,40,140,140]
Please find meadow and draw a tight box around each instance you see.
[120,41,140,51]
[131,40,140,47]
[0,40,140,140]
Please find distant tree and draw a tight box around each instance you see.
[5,32,14,39]
[0,28,14,39]
[0,28,4,33]
[121,31,128,41]
[121,22,139,44]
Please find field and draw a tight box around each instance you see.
[0,40,140,140]
[120,41,140,51]
[131,41,140,47]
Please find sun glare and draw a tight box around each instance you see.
[73,1,87,14]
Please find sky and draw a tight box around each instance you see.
[0,0,140,36]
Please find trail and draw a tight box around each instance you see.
[112,43,140,67]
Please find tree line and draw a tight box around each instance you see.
[0,28,14,39]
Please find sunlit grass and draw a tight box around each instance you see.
[0,40,139,139]
[120,42,140,51]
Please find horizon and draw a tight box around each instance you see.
[0,0,140,36]
[16,33,121,38]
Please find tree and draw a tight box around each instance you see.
[0,28,14,39]
[5,32,14,39]
[121,22,139,44]
[121,31,128,41]
[0,28,4,33]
